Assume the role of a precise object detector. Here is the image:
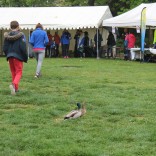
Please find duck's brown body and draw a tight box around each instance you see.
[64,104,86,119]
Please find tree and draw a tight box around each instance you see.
[88,0,95,6]
[0,0,153,15]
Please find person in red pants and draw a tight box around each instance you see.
[3,20,28,95]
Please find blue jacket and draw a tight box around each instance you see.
[61,31,71,45]
[29,28,49,49]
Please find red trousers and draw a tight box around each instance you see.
[8,58,23,91]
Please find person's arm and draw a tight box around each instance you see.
[20,34,28,62]
[3,39,9,56]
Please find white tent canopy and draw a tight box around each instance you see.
[0,6,112,30]
[102,3,156,27]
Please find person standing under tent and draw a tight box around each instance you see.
[3,20,28,95]
[94,29,103,57]
[49,36,56,58]
[107,31,116,58]
[127,30,136,60]
[74,29,80,57]
[53,31,60,57]
[29,23,49,78]
[123,28,129,60]
[61,29,71,58]
[45,30,52,57]
[77,30,85,58]
[83,31,91,57]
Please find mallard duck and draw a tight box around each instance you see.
[64,103,86,120]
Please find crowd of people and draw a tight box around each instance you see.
[33,28,105,59]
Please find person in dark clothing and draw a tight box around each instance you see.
[74,29,80,57]
[77,30,84,58]
[83,31,92,57]
[3,20,28,95]
[53,31,60,57]
[107,31,116,58]
[45,31,52,57]
[94,30,103,57]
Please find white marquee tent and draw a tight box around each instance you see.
[0,6,112,30]
[0,6,113,57]
[102,3,156,27]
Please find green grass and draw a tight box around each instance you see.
[0,57,156,156]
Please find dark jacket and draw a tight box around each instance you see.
[3,31,28,63]
[107,32,116,47]
[94,33,103,47]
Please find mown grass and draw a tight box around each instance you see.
[0,57,156,156]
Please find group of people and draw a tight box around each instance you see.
[45,29,106,59]
[3,21,49,95]
[2,20,116,95]
[32,28,116,59]
[45,31,60,58]
[45,29,72,58]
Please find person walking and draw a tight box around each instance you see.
[3,20,28,95]
[29,23,49,78]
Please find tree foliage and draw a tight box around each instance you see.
[0,0,154,15]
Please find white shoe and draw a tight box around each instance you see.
[9,84,16,95]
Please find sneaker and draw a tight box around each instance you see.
[34,74,39,78]
[9,84,16,95]
[66,56,69,58]
[34,72,41,78]
[64,56,66,58]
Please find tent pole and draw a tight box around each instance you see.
[96,28,100,59]
[28,29,30,59]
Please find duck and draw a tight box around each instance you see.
[64,103,86,120]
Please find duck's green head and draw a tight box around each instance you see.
[77,103,81,109]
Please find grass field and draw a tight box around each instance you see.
[0,57,156,156]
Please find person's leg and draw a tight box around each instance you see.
[12,58,23,91]
[45,46,48,57]
[107,47,110,58]
[34,52,38,62]
[62,44,66,57]
[66,44,69,57]
[127,49,131,60]
[35,51,45,76]
[55,44,59,57]
[112,45,116,58]
[8,58,16,84]
[8,58,23,94]
[49,48,52,58]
